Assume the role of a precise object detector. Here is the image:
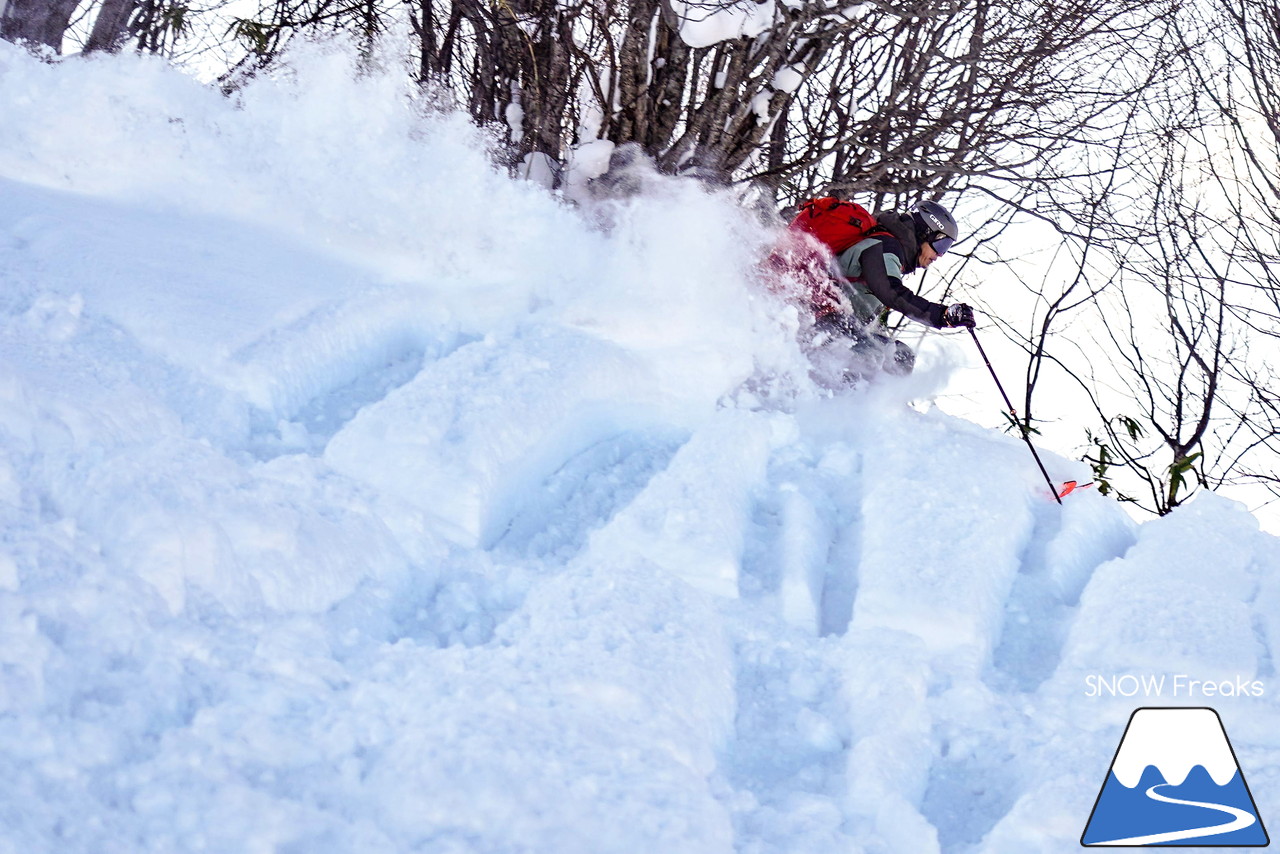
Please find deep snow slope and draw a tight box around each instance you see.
[1,40,1278,854]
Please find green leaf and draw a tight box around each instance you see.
[1002,410,1040,436]
[228,18,271,54]
[1113,415,1144,442]
[166,5,188,35]
[1168,451,1202,490]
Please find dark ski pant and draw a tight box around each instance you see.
[809,316,916,385]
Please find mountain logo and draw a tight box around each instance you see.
[1082,707,1269,847]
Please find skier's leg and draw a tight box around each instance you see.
[886,339,915,375]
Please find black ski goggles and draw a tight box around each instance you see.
[928,234,955,255]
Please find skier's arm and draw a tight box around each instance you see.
[859,242,946,328]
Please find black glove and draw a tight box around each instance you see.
[942,303,976,328]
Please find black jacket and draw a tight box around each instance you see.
[833,211,947,329]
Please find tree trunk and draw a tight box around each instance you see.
[84,0,138,52]
[1,0,83,51]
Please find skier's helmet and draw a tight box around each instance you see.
[910,200,958,255]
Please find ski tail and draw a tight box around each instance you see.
[1057,480,1095,499]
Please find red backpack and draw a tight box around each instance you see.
[788,197,880,256]
[767,196,879,320]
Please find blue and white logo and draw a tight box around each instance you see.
[1082,707,1269,846]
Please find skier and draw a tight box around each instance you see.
[784,199,975,381]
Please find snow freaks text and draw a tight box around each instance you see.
[1085,675,1266,699]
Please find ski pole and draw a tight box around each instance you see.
[967,327,1063,505]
